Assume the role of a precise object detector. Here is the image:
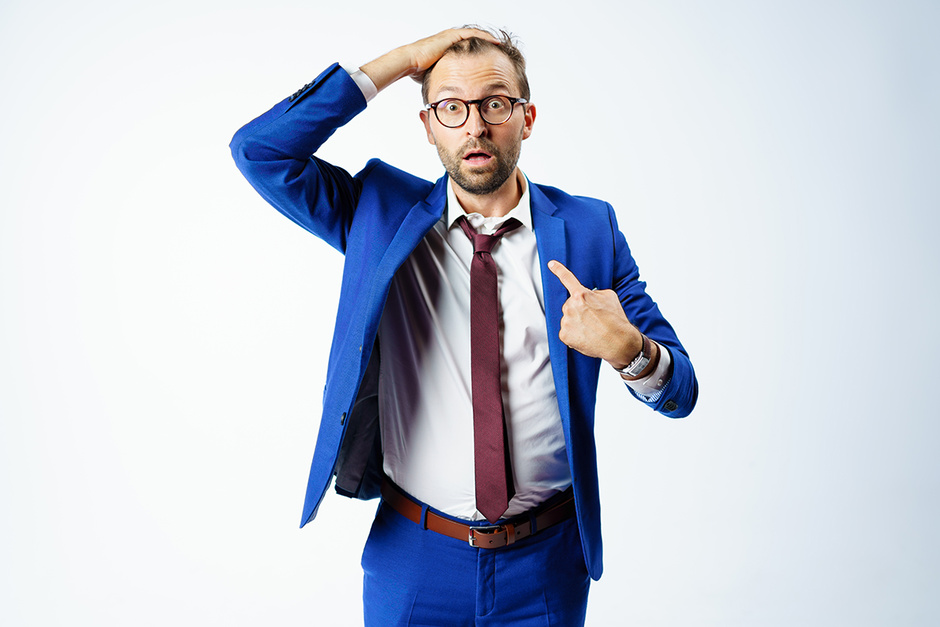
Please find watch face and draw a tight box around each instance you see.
[623,356,650,377]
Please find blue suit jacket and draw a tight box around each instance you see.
[230,63,698,581]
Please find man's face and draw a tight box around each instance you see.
[420,49,536,196]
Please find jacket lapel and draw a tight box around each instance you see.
[530,184,573,436]
[363,175,447,340]
[375,174,447,280]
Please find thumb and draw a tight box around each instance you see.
[548,260,587,294]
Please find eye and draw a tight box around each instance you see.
[441,100,463,113]
[485,97,508,111]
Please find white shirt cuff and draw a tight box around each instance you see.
[348,68,378,103]
[623,342,672,400]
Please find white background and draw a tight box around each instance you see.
[2,1,938,625]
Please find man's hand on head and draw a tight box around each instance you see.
[360,28,499,92]
[406,28,500,81]
[548,260,655,376]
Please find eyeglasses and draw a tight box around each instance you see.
[425,95,528,128]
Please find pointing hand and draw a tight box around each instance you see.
[547,260,645,371]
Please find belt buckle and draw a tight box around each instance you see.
[468,522,515,549]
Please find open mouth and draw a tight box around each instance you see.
[463,150,493,165]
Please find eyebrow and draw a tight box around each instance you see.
[434,81,515,98]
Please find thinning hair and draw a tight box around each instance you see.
[420,27,530,104]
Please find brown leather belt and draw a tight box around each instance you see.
[380,478,576,549]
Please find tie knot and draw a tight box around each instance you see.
[457,216,522,254]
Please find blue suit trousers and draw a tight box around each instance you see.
[361,498,591,626]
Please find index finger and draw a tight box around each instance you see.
[548,260,587,294]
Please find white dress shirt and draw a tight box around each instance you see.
[380,179,572,520]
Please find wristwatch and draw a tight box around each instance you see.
[614,334,651,378]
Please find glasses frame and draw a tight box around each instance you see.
[424,95,529,129]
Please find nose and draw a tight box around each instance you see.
[464,103,487,137]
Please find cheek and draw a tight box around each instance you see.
[435,131,465,154]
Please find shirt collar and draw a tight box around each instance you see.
[445,173,533,233]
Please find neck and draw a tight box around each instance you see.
[452,169,525,218]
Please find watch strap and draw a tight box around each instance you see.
[614,334,652,378]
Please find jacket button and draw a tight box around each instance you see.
[664,400,678,412]
[289,82,313,102]
[340,412,346,425]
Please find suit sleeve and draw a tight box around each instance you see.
[607,203,698,418]
[229,63,371,253]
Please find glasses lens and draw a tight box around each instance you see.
[435,100,468,127]
[480,96,513,124]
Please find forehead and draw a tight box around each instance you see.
[426,50,520,101]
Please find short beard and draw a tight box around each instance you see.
[437,136,521,196]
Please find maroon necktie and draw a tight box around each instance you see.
[457,215,522,524]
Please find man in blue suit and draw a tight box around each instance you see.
[231,27,697,626]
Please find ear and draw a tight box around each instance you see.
[419,110,436,145]
[521,102,536,140]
